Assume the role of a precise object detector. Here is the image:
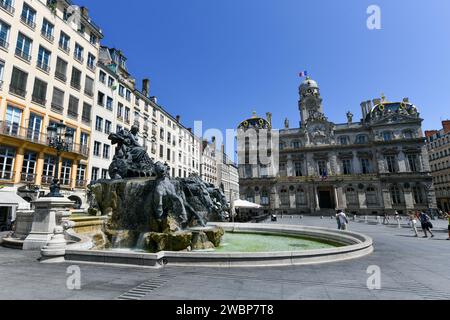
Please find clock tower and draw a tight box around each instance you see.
[298,77,324,126]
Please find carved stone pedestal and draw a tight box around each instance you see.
[23,197,73,251]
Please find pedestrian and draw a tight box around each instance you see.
[418,211,434,238]
[337,210,349,231]
[335,211,341,230]
[394,211,401,228]
[446,212,450,241]
[383,212,390,225]
[408,211,419,237]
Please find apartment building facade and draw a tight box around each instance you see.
[426,121,450,212]
[0,0,102,209]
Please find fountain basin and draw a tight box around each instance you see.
[64,223,373,268]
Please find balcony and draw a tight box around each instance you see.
[71,82,81,91]
[0,1,14,15]
[59,42,70,54]
[41,30,54,43]
[74,53,84,64]
[0,37,9,50]
[32,95,46,106]
[0,121,89,157]
[37,61,50,73]
[20,173,36,183]
[55,70,67,82]
[20,16,36,30]
[67,109,79,119]
[15,47,32,62]
[51,103,64,114]
[9,85,26,98]
[81,116,91,124]
[0,171,14,181]
[84,89,94,97]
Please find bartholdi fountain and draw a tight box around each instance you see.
[17,125,372,268]
[88,125,228,253]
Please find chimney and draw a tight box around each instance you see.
[360,102,367,119]
[80,6,89,17]
[266,112,272,128]
[176,115,181,123]
[443,120,450,134]
[142,79,150,97]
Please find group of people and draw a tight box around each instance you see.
[335,209,450,240]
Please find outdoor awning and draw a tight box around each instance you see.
[0,191,31,210]
[233,199,262,209]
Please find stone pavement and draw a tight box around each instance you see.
[0,217,449,300]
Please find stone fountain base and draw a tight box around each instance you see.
[104,225,224,253]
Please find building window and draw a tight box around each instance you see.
[342,159,352,175]
[125,107,130,123]
[21,151,37,182]
[261,190,270,205]
[37,46,51,72]
[294,162,303,177]
[59,32,70,52]
[16,33,32,61]
[103,145,110,159]
[366,187,378,206]
[105,120,112,135]
[118,85,125,97]
[10,67,28,97]
[95,116,103,132]
[67,95,79,119]
[27,113,42,142]
[51,87,64,113]
[360,158,371,174]
[60,159,72,186]
[41,19,54,41]
[125,89,131,101]
[91,167,99,181]
[101,169,108,180]
[0,146,15,180]
[93,141,101,157]
[80,132,89,155]
[117,103,123,119]
[70,67,82,90]
[0,20,11,49]
[407,154,420,172]
[85,76,94,96]
[21,3,36,29]
[296,188,307,205]
[383,131,393,142]
[280,188,289,207]
[386,155,398,173]
[87,53,96,69]
[339,136,350,145]
[97,91,105,106]
[346,187,358,205]
[412,185,425,204]
[5,105,22,136]
[390,185,403,205]
[99,70,106,84]
[260,165,269,177]
[55,57,68,82]
[108,77,114,88]
[76,164,86,186]
[246,189,255,203]
[90,33,98,45]
[356,135,368,144]
[317,160,327,177]
[404,130,414,139]
[74,43,84,62]
[159,145,164,158]
[106,96,113,111]
[32,78,48,106]
[42,155,56,184]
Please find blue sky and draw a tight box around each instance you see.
[87,0,450,135]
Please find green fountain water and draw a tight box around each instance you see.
[213,232,340,253]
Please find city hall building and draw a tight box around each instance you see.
[237,77,436,215]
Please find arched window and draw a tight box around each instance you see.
[390,185,403,205]
[246,189,255,203]
[280,187,290,207]
[403,130,414,139]
[346,187,358,205]
[356,135,368,144]
[366,186,379,206]
[292,141,301,149]
[261,189,270,206]
[339,136,350,145]
[383,131,393,141]
[296,188,307,205]
[412,185,425,204]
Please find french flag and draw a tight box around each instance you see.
[299,71,308,78]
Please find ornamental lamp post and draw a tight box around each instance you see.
[46,120,74,198]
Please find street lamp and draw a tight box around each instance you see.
[46,120,74,198]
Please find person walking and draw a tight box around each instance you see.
[446,212,450,241]
[337,210,349,231]
[419,211,434,238]
[383,212,390,225]
[408,211,419,237]
[394,211,401,228]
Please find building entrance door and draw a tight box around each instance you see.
[318,189,334,209]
